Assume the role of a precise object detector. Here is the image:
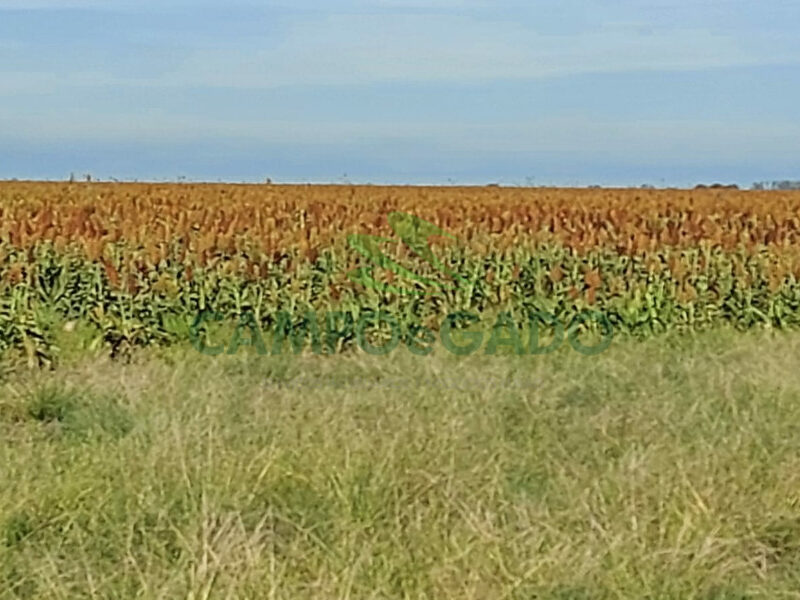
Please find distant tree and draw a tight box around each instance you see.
[696,183,738,190]
[774,180,800,190]
[751,180,800,190]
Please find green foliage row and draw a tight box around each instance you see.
[2,241,800,365]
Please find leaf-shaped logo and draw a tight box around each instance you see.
[347,212,468,296]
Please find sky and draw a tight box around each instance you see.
[0,0,798,187]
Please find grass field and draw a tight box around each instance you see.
[3,329,800,599]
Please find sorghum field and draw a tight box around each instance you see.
[2,182,800,363]
[3,182,800,599]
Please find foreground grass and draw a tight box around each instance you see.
[2,330,800,598]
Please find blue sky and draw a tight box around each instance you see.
[1,0,798,186]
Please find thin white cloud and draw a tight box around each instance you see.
[162,14,797,88]
[4,108,798,165]
[1,3,798,91]
[0,0,107,7]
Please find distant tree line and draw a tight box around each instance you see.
[752,180,800,190]
[694,183,739,190]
